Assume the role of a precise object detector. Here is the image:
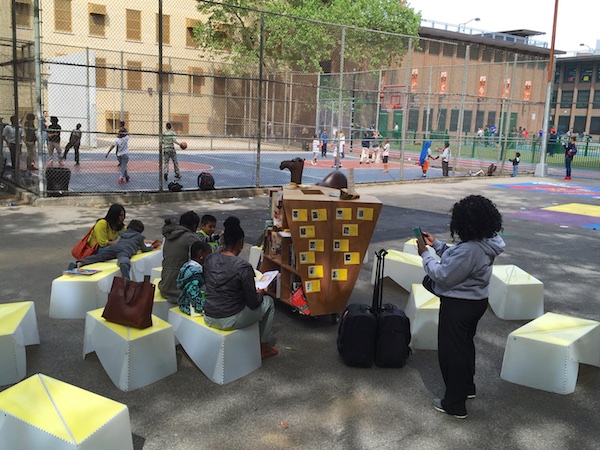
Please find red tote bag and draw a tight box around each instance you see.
[71,226,98,259]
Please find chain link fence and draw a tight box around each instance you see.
[2,1,597,197]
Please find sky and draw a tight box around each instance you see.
[409,0,599,54]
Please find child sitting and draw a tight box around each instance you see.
[197,214,223,252]
[70,220,160,278]
[176,241,212,315]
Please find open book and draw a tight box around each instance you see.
[254,269,279,290]
[63,268,102,276]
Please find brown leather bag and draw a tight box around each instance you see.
[102,277,155,329]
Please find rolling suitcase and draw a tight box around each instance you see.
[337,249,387,368]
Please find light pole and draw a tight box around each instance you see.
[580,43,594,53]
[458,17,480,32]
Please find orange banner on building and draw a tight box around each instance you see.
[411,69,418,92]
[440,71,447,94]
[478,76,487,98]
[503,78,511,99]
[524,80,532,101]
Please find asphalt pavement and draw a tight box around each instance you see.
[1,174,599,450]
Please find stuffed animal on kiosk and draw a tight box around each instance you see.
[280,158,305,186]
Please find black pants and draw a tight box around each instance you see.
[64,142,80,163]
[321,143,327,157]
[438,296,488,415]
[8,143,17,168]
[442,160,449,176]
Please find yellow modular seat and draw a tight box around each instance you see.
[405,284,440,351]
[501,312,600,394]
[150,266,162,284]
[370,249,425,293]
[50,262,121,319]
[168,307,261,385]
[489,264,544,320]
[128,248,163,282]
[0,301,40,386]
[83,308,177,391]
[151,278,173,322]
[0,373,133,450]
[402,238,441,261]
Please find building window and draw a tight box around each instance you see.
[573,116,587,133]
[475,110,485,129]
[564,65,576,83]
[456,43,466,58]
[105,111,129,133]
[415,41,426,53]
[186,19,198,47]
[576,90,590,109]
[126,9,142,41]
[494,51,504,63]
[443,44,455,57]
[156,14,170,44]
[156,65,171,92]
[88,4,106,37]
[126,61,142,90]
[449,109,460,132]
[557,115,570,133]
[408,108,419,131]
[462,110,473,132]
[487,111,496,127]
[188,67,205,94]
[482,48,493,62]
[15,1,32,28]
[551,90,558,107]
[429,41,440,55]
[589,117,600,134]
[580,65,593,83]
[560,90,574,108]
[96,57,107,88]
[54,0,72,32]
[421,108,433,131]
[436,108,447,130]
[170,114,189,135]
[213,72,226,96]
[469,45,480,60]
[593,90,600,109]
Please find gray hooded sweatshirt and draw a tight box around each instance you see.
[421,234,506,300]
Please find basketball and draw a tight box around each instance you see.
[179,141,188,149]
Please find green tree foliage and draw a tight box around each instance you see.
[193,0,421,73]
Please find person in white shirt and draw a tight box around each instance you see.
[311,134,320,165]
[441,142,451,177]
[339,132,345,158]
[381,139,391,173]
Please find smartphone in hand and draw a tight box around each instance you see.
[413,227,426,247]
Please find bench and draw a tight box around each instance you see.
[402,238,443,261]
[151,266,162,283]
[489,264,544,320]
[83,308,177,391]
[49,262,121,319]
[0,301,40,386]
[500,312,600,394]
[151,278,175,321]
[0,373,134,449]
[370,249,425,293]
[405,284,440,350]
[168,307,261,385]
[129,248,163,282]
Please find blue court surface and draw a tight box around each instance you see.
[55,150,448,193]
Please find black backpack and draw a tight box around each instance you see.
[168,181,182,192]
[198,172,215,190]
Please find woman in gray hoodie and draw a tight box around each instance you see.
[418,195,505,419]
[203,216,278,360]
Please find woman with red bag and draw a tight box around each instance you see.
[88,204,127,254]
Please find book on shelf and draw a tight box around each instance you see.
[63,268,102,276]
[290,287,310,315]
[254,269,280,290]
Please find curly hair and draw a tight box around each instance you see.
[450,195,502,242]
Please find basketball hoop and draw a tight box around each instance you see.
[381,85,405,110]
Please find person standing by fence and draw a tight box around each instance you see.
[23,114,37,170]
[63,124,82,165]
[564,135,577,180]
[441,142,451,177]
[2,116,23,170]
[105,127,130,184]
[320,129,328,158]
[46,116,63,167]
[162,122,181,182]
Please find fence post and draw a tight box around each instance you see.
[454,44,469,178]
[158,0,164,191]
[400,38,412,181]
[255,12,264,187]
[33,0,45,195]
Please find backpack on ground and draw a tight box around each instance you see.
[168,181,183,192]
[198,172,215,190]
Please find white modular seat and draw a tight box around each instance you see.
[248,245,263,270]
[501,312,600,394]
[168,307,261,385]
[402,238,440,261]
[83,308,177,391]
[129,248,163,282]
[150,266,162,283]
[405,284,440,350]
[489,264,544,320]
[0,301,40,386]
[151,278,173,322]
[371,249,425,293]
[50,262,121,319]
[0,373,134,450]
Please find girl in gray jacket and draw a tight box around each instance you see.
[418,195,505,419]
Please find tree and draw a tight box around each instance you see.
[193,0,421,73]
